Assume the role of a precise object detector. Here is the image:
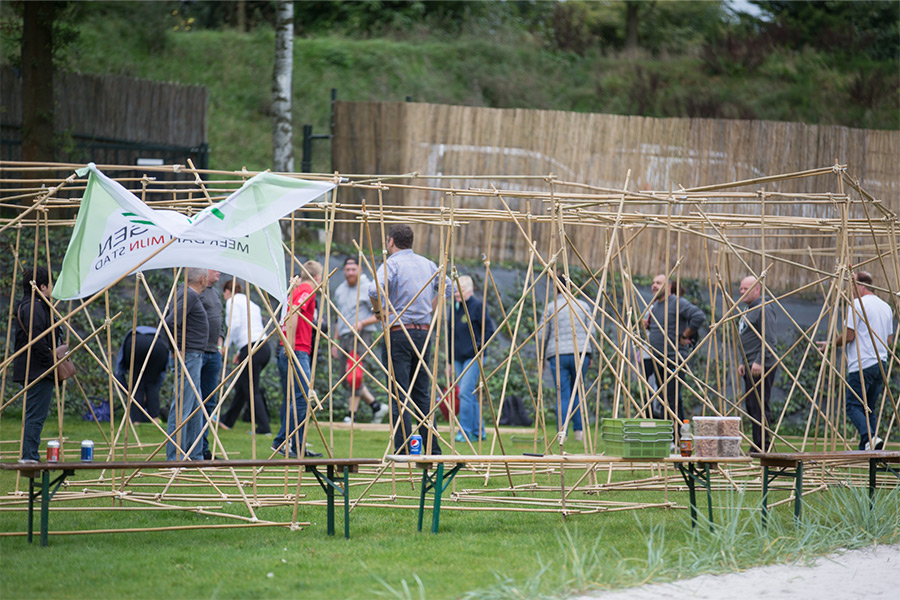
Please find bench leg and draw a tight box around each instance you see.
[343,466,351,540]
[431,463,445,534]
[793,461,803,523]
[704,463,714,531]
[761,465,769,528]
[417,467,428,533]
[40,471,50,547]
[27,476,36,544]
[326,465,335,537]
[869,458,877,509]
[687,469,698,529]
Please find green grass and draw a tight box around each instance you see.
[2,419,899,599]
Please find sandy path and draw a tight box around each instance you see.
[573,544,900,600]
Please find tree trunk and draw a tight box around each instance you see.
[22,0,56,161]
[624,1,640,54]
[272,0,294,173]
[236,0,246,33]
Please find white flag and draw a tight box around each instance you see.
[53,164,334,305]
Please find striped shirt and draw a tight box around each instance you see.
[368,249,451,327]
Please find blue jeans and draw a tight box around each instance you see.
[200,350,222,456]
[20,378,55,461]
[166,351,204,461]
[455,358,484,439]
[549,354,590,434]
[274,347,310,452]
[846,361,886,450]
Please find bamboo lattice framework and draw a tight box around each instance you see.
[0,160,898,534]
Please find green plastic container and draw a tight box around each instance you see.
[601,418,673,458]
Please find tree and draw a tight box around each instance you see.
[21,1,56,161]
[272,0,293,173]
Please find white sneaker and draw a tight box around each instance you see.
[18,458,38,464]
[864,437,885,451]
[372,404,389,424]
[343,416,352,424]
[573,430,584,442]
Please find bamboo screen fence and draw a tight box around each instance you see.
[0,159,897,536]
[1,67,207,147]
[332,101,899,291]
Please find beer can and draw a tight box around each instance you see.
[409,434,423,455]
[81,440,94,462]
[46,440,60,462]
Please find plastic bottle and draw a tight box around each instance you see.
[679,419,693,457]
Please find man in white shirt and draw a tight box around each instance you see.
[220,279,272,434]
[818,271,895,450]
[332,258,387,424]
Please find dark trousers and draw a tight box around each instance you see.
[20,378,55,461]
[222,342,271,433]
[123,333,168,422]
[846,362,886,450]
[644,354,685,425]
[742,370,776,452]
[383,329,441,455]
[200,350,223,457]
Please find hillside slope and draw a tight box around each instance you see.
[30,18,900,172]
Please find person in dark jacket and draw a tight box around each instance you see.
[447,275,496,443]
[12,267,56,462]
[737,275,778,452]
[644,274,706,425]
[115,326,169,424]
[162,267,209,461]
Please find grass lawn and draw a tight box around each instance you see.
[1,418,898,599]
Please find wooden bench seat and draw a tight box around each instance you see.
[387,453,751,533]
[0,457,380,545]
[749,451,900,524]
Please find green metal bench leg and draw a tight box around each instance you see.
[431,463,445,534]
[326,465,335,537]
[794,461,803,523]
[27,475,36,544]
[417,468,428,532]
[761,465,769,528]
[869,458,877,508]
[704,463,714,531]
[343,466,351,540]
[686,467,698,529]
[40,471,50,547]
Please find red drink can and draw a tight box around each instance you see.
[46,440,60,462]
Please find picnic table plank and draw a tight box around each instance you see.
[1,457,380,545]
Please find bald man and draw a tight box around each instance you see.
[737,276,778,452]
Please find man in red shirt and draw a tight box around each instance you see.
[273,260,323,458]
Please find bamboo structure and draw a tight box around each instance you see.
[1,159,898,533]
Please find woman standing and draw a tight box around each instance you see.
[220,280,271,434]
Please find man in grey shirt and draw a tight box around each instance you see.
[368,224,451,454]
[644,274,706,425]
[737,275,778,452]
[163,267,209,461]
[332,257,387,423]
[198,269,225,460]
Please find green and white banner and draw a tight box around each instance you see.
[53,163,334,305]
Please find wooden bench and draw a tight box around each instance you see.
[386,454,751,533]
[0,457,379,545]
[750,451,900,524]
